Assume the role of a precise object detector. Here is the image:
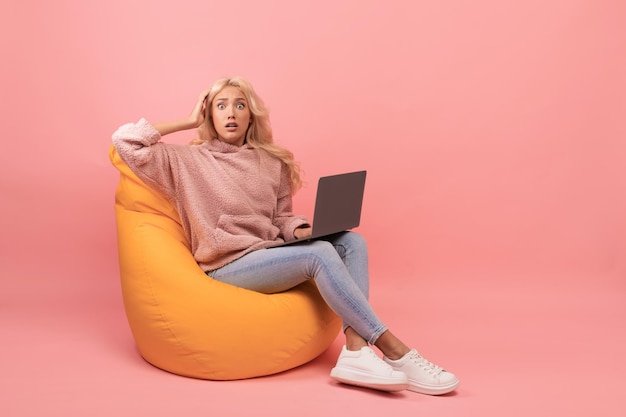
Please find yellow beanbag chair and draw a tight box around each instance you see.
[109,146,341,380]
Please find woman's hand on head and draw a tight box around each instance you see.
[153,90,212,137]
[188,89,211,128]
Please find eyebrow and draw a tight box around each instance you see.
[215,97,246,102]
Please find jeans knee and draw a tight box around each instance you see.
[309,240,339,258]
[307,240,343,269]
[345,232,367,251]
[334,232,368,258]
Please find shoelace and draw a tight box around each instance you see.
[408,351,444,376]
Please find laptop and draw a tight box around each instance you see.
[269,170,367,247]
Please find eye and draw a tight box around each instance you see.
[217,103,226,110]
[236,103,245,110]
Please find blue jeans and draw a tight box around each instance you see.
[207,232,387,344]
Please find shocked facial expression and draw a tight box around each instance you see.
[211,86,251,147]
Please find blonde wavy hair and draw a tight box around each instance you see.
[196,76,302,193]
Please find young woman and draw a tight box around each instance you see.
[112,76,459,395]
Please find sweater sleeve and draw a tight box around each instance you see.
[273,164,310,242]
[111,118,178,196]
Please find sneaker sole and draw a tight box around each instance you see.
[407,379,460,395]
[330,367,409,392]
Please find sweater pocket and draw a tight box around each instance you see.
[213,214,280,255]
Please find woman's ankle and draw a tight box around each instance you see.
[374,331,410,360]
[345,327,368,351]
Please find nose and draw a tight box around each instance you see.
[227,105,236,118]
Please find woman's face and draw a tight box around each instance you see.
[211,86,251,147]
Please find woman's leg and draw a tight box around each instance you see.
[207,232,386,344]
[208,232,410,391]
[326,236,459,395]
[208,232,459,394]
[323,233,412,357]
[322,232,370,350]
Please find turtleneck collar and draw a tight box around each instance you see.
[203,138,252,153]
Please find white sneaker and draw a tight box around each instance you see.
[384,349,459,395]
[330,346,409,392]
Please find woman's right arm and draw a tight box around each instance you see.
[111,90,211,191]
[112,90,211,160]
[153,89,210,136]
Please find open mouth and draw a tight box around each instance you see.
[225,123,238,129]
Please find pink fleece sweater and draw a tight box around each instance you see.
[112,118,309,271]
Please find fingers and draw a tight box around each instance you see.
[187,90,211,127]
[197,89,211,116]
[199,89,211,103]
[294,226,313,239]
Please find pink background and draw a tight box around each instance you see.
[1,0,624,416]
